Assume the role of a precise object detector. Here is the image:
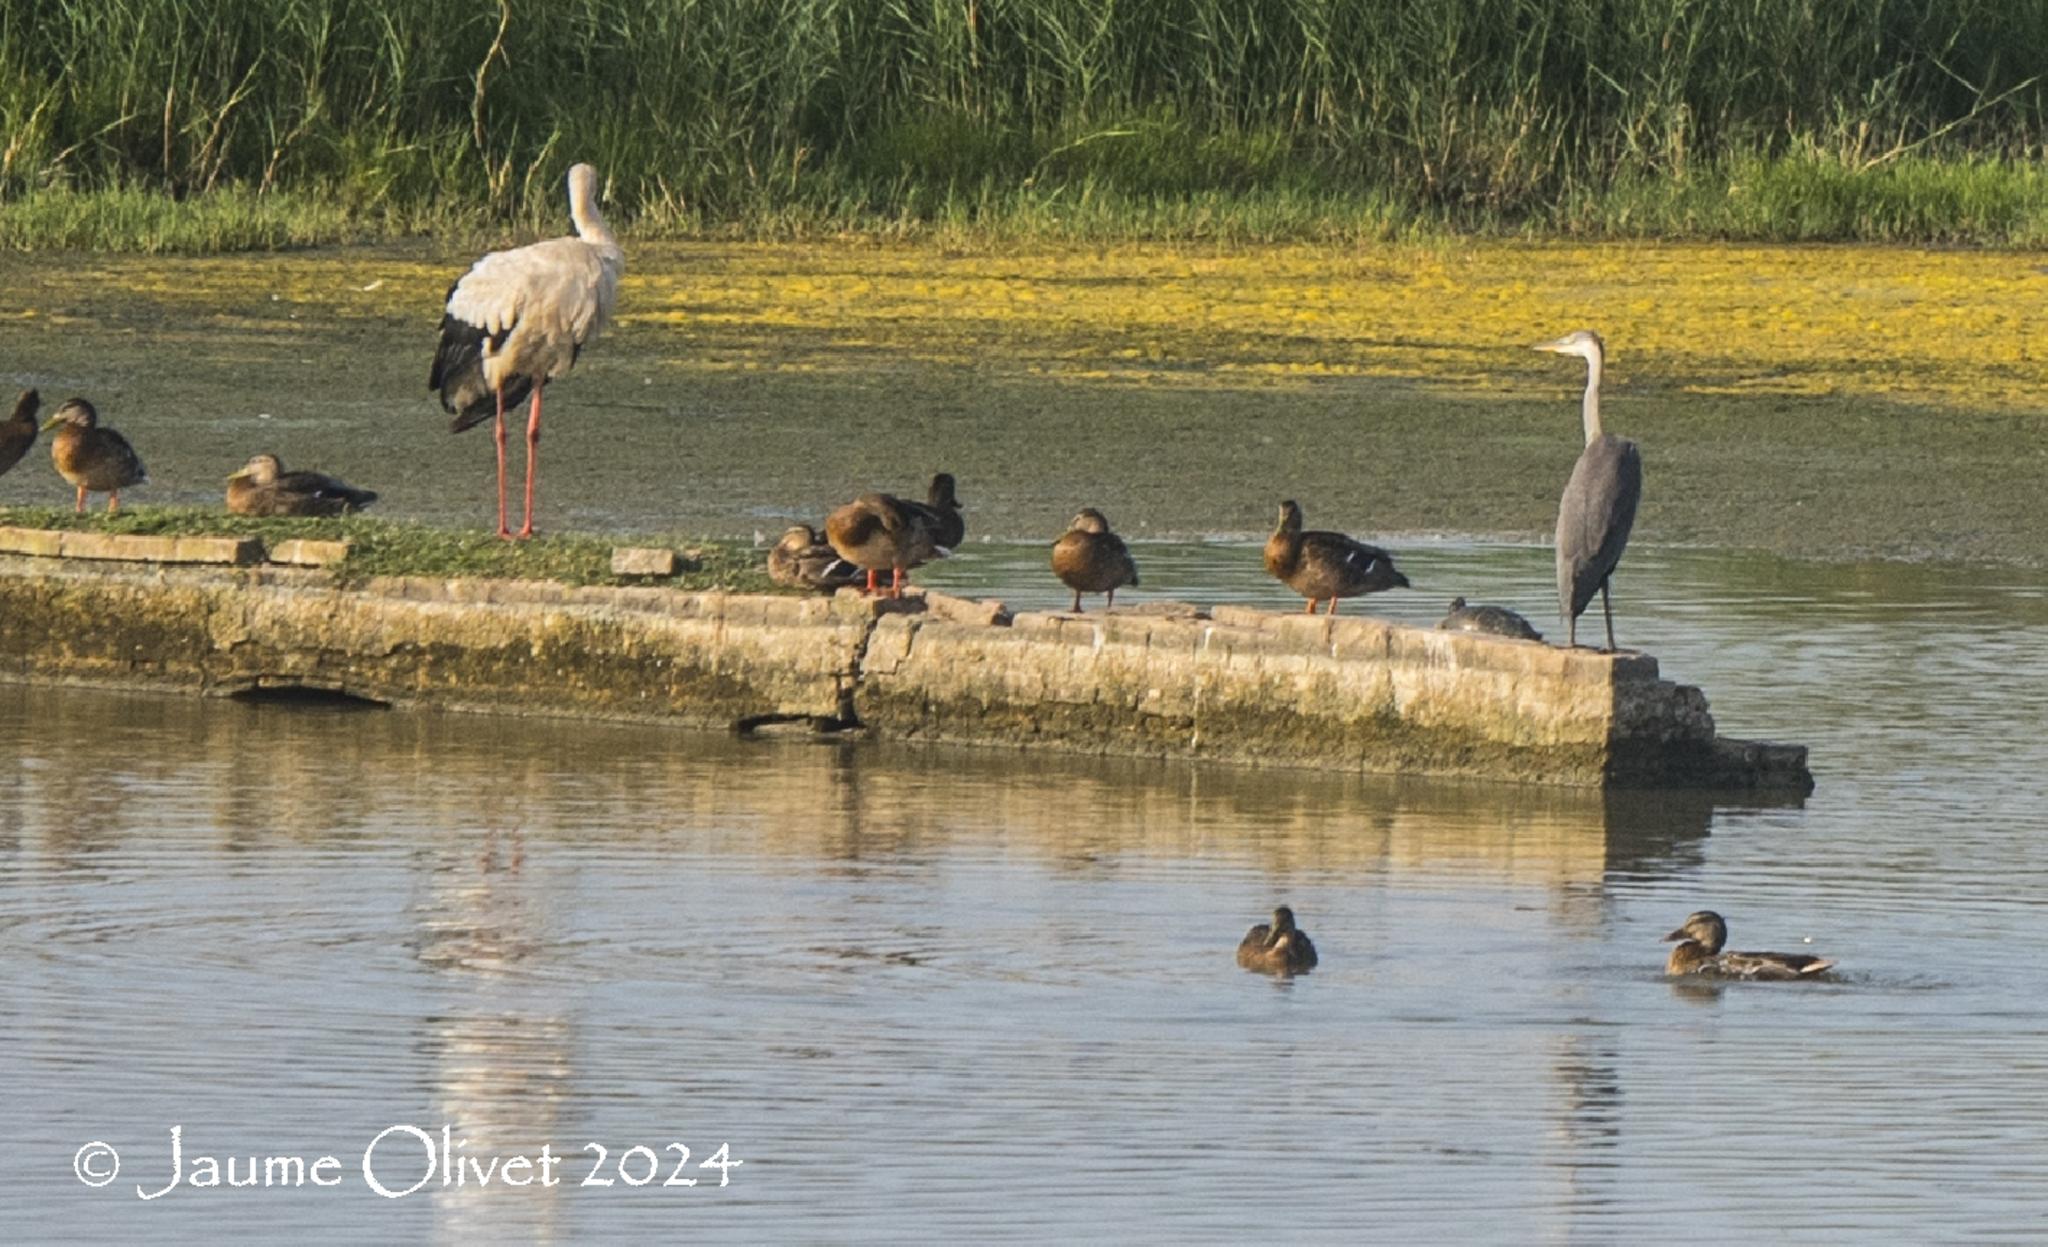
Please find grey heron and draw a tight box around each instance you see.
[1534,329,1641,650]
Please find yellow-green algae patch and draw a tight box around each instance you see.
[16,240,2038,411]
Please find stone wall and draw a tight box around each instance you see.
[0,553,1811,791]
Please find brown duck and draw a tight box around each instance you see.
[1051,508,1139,612]
[925,472,965,550]
[767,524,863,592]
[1263,500,1410,615]
[43,398,146,514]
[1664,910,1835,980]
[1237,905,1318,975]
[824,491,952,597]
[226,454,379,517]
[0,389,39,480]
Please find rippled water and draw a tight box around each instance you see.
[5,542,2048,1241]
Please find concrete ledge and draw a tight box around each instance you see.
[0,526,263,566]
[268,538,352,567]
[0,552,1811,790]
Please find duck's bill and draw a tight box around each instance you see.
[1661,927,1689,942]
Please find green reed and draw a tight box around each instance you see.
[3,0,2045,248]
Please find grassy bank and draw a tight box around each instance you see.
[0,240,2042,566]
[0,506,774,590]
[4,0,2046,250]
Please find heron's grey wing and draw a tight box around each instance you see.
[1556,436,1641,618]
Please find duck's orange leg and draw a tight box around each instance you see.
[73,486,86,515]
[890,567,905,599]
[517,385,542,540]
[492,387,511,539]
[1326,598,1338,617]
[107,491,121,515]
[864,568,879,595]
[1303,598,1317,614]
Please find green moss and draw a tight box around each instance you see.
[0,506,777,592]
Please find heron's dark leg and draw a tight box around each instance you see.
[492,387,511,539]
[518,385,543,539]
[1105,588,1116,610]
[1566,614,1578,649]
[1600,581,1616,652]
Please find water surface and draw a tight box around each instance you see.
[4,542,2048,1241]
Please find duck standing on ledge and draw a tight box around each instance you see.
[1534,329,1641,651]
[925,472,965,550]
[226,454,379,517]
[0,389,39,479]
[1237,905,1319,974]
[824,490,952,597]
[1664,910,1834,980]
[430,162,623,540]
[42,398,145,514]
[1051,508,1139,612]
[767,524,863,592]
[1263,500,1409,616]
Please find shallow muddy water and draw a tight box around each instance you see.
[5,541,2048,1240]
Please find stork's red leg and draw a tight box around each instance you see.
[493,387,511,539]
[518,384,543,539]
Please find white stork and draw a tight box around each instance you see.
[429,162,624,539]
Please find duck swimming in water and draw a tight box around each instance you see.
[1664,910,1834,980]
[1237,905,1318,975]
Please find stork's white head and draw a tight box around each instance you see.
[1532,329,1605,363]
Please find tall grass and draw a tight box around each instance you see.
[3,0,2046,248]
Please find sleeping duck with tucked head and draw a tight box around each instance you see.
[1663,910,1834,980]
[1237,905,1318,975]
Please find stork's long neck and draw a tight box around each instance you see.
[1580,348,1605,446]
[573,197,619,252]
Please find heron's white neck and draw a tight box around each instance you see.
[1578,348,1605,445]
